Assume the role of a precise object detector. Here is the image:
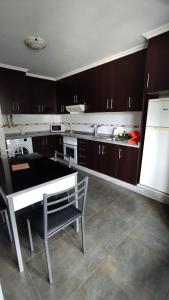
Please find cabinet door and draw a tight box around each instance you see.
[0,68,28,114]
[115,50,146,111]
[97,61,117,112]
[145,31,169,93]
[28,77,57,114]
[56,79,69,114]
[77,139,91,168]
[11,71,29,114]
[89,141,101,171]
[100,143,119,177]
[125,50,146,111]
[0,68,10,114]
[117,146,139,184]
[54,135,63,153]
[32,136,46,155]
[84,68,98,112]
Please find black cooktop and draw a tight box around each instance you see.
[0,154,77,195]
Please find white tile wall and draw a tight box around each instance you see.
[61,111,142,135]
[2,111,141,136]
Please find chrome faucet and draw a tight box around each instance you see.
[112,127,117,141]
[90,124,101,137]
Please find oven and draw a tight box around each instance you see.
[63,136,77,164]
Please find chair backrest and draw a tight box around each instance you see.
[43,176,88,237]
[54,150,72,168]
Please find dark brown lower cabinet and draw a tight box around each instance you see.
[32,135,63,158]
[116,146,139,185]
[77,139,91,168]
[89,141,118,178]
[78,139,139,185]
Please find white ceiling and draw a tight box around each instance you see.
[0,0,169,78]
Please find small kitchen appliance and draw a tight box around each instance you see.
[50,124,66,133]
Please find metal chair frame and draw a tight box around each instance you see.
[27,176,88,284]
[54,150,72,168]
[0,187,13,243]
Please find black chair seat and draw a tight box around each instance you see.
[28,204,82,239]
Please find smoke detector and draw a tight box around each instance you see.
[24,36,47,50]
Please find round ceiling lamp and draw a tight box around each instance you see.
[24,36,47,50]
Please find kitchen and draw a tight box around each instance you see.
[0,1,169,299]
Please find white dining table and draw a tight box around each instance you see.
[1,156,78,273]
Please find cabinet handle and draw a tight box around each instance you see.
[147,73,150,88]
[42,138,45,145]
[63,105,64,113]
[102,145,105,155]
[42,104,44,113]
[38,104,41,113]
[128,97,131,109]
[119,148,122,159]
[98,144,101,154]
[110,98,114,110]
[12,102,15,113]
[46,137,47,145]
[106,99,109,110]
[16,103,19,112]
[76,95,78,103]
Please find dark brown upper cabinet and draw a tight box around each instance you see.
[84,67,98,112]
[27,77,57,114]
[84,49,146,113]
[96,61,117,112]
[145,31,169,94]
[0,68,28,114]
[56,78,69,114]
[112,50,146,111]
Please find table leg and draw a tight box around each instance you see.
[75,173,79,232]
[8,197,24,272]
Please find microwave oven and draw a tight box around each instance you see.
[50,124,66,132]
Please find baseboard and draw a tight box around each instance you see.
[73,163,169,205]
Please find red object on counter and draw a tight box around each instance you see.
[128,131,140,144]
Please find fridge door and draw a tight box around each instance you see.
[140,127,169,194]
[146,99,169,127]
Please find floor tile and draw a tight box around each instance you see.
[26,236,97,300]
[1,270,40,300]
[106,236,169,300]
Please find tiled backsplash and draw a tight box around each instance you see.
[61,111,141,135]
[2,111,142,136]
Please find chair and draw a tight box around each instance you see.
[26,176,88,284]
[0,188,13,243]
[54,150,72,168]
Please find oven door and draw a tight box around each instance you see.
[63,144,77,164]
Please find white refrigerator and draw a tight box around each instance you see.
[140,98,169,194]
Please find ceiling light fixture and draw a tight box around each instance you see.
[24,36,47,50]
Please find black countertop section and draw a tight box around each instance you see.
[0,154,77,196]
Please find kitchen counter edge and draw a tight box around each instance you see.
[5,131,140,148]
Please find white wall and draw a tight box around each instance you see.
[61,111,142,135]
[3,111,141,136]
